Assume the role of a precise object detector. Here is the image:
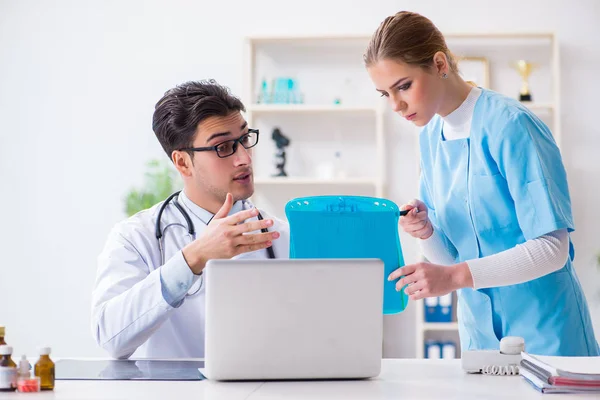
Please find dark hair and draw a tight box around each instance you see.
[152,79,246,159]
[364,11,457,73]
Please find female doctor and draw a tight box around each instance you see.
[91,80,289,359]
[365,11,599,356]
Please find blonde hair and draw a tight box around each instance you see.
[364,11,458,74]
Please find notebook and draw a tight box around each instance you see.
[521,353,600,381]
[285,195,408,314]
[521,369,600,394]
[520,352,600,393]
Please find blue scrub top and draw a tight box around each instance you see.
[419,88,599,356]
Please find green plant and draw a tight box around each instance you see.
[124,159,180,216]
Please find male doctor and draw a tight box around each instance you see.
[91,80,290,359]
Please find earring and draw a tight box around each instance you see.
[441,73,448,79]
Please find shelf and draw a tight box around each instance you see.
[446,32,555,48]
[522,103,554,112]
[248,104,381,114]
[247,34,371,42]
[423,322,459,331]
[254,177,378,186]
[247,32,554,44]
[248,102,551,114]
[446,32,554,39]
[246,35,371,49]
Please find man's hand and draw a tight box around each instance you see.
[399,199,433,240]
[387,262,473,301]
[182,193,280,274]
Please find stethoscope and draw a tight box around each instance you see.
[155,191,276,296]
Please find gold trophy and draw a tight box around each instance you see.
[512,60,537,102]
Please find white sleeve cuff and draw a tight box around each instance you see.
[159,250,202,307]
[419,228,457,265]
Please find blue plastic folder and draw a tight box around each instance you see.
[285,195,408,314]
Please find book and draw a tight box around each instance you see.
[520,368,600,394]
[521,352,600,381]
[520,352,600,393]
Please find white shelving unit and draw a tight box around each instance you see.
[254,177,379,186]
[447,31,561,147]
[243,35,386,221]
[415,293,461,359]
[414,32,561,359]
[248,104,381,114]
[423,322,460,331]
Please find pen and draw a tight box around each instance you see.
[399,207,421,216]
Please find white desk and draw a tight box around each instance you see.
[0,359,596,399]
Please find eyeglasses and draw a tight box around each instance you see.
[180,129,260,158]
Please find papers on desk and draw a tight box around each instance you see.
[520,352,600,394]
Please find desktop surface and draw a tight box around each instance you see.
[2,359,595,399]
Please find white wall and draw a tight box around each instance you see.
[1,0,599,358]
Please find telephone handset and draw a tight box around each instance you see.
[461,336,525,376]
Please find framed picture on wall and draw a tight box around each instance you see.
[457,57,490,88]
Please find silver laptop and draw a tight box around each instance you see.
[203,258,384,381]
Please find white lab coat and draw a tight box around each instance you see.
[91,193,290,359]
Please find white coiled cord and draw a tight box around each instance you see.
[481,364,520,376]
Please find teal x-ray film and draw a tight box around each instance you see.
[285,195,408,314]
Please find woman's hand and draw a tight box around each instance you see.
[399,199,433,240]
[388,262,474,300]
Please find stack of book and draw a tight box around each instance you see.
[520,352,600,394]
